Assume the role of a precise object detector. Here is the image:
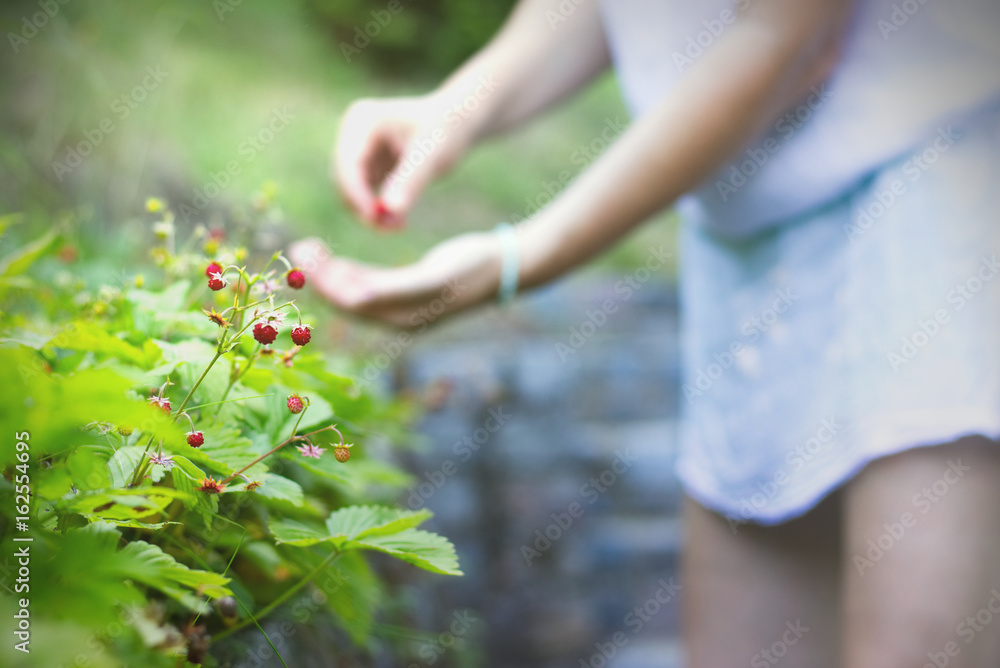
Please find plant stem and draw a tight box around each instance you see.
[212,549,341,642]
[220,408,310,484]
[174,350,224,418]
[183,393,272,412]
[216,344,261,415]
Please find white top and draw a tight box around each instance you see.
[599,0,1000,237]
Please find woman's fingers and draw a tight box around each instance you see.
[288,238,433,316]
[289,233,500,329]
[334,117,380,223]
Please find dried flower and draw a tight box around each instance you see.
[196,477,226,494]
[202,308,231,328]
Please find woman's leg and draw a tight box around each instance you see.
[682,492,842,668]
[842,436,1000,668]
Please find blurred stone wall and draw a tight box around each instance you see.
[397,273,685,668]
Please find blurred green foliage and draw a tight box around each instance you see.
[0,0,675,278]
[0,212,463,666]
[304,0,518,75]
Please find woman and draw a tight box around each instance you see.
[291,0,1000,665]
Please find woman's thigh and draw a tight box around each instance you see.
[842,436,1000,668]
[682,492,842,668]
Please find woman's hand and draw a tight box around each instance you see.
[288,233,503,329]
[333,95,474,230]
[333,0,611,232]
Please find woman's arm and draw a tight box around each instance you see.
[429,0,612,140]
[336,0,610,225]
[298,0,852,326]
[516,0,850,288]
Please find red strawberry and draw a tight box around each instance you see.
[205,262,223,277]
[287,394,304,414]
[253,323,278,345]
[187,431,205,448]
[286,269,306,290]
[291,326,311,346]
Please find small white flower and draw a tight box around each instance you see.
[210,271,229,287]
[257,309,286,327]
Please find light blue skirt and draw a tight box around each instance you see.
[676,101,1000,525]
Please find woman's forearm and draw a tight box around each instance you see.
[427,0,612,143]
[515,0,852,290]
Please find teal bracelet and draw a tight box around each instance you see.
[494,222,519,305]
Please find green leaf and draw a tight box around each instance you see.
[116,541,231,612]
[352,529,462,576]
[245,472,303,506]
[325,505,433,541]
[0,352,187,466]
[45,321,151,367]
[0,227,60,277]
[269,518,328,546]
[108,446,165,486]
[63,488,186,520]
[324,551,381,644]
[67,446,113,490]
[269,505,460,575]
[0,211,24,237]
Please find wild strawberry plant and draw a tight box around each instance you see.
[0,203,460,667]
